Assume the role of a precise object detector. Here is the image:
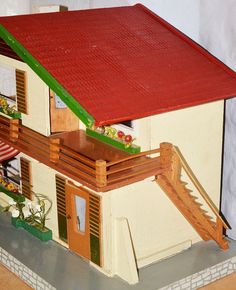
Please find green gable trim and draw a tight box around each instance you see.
[0,24,94,128]
[86,128,141,154]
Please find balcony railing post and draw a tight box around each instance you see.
[96,160,107,187]
[50,138,61,163]
[9,119,19,142]
[160,142,173,175]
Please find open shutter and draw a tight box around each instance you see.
[55,175,68,242]
[20,157,32,200]
[15,69,28,114]
[89,193,101,266]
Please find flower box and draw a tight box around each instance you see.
[0,107,21,119]
[86,128,141,154]
[11,217,52,242]
[0,184,25,202]
[11,217,25,228]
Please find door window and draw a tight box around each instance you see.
[75,195,86,233]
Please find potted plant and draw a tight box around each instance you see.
[1,193,53,242]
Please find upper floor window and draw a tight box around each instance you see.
[0,64,28,116]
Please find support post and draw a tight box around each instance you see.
[96,160,107,187]
[159,142,173,176]
[9,119,19,142]
[216,217,229,250]
[50,138,61,163]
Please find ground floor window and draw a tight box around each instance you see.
[0,157,20,192]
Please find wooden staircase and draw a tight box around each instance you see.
[156,143,229,250]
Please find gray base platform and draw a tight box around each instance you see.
[1,212,236,290]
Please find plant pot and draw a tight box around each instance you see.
[23,221,52,242]
[11,217,52,242]
[11,217,25,228]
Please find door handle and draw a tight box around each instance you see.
[67,214,72,220]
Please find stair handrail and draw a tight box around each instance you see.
[173,146,229,229]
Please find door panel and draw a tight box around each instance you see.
[50,90,80,133]
[66,183,90,260]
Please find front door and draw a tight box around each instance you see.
[66,183,90,260]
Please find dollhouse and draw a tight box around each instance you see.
[1,4,236,284]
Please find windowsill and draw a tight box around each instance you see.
[0,184,25,202]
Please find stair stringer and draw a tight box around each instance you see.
[156,173,228,250]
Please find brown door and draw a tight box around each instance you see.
[50,89,80,133]
[65,183,90,260]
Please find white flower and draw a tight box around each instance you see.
[26,202,32,209]
[23,208,31,218]
[9,199,16,206]
[35,212,40,218]
[34,204,41,211]
[11,209,20,218]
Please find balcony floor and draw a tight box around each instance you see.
[51,130,129,162]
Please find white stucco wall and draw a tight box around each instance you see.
[108,101,224,269]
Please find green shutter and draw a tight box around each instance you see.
[20,157,32,200]
[55,175,68,242]
[89,193,101,266]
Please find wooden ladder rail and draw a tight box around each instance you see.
[173,146,229,230]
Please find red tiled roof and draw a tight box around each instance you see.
[1,4,236,126]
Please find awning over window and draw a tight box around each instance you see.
[0,141,19,162]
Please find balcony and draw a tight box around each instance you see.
[0,115,165,192]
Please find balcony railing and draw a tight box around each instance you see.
[0,116,167,191]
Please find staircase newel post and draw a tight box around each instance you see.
[160,142,173,177]
[216,217,228,250]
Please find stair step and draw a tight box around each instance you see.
[180,181,188,186]
[205,214,214,220]
[200,209,208,214]
[189,195,198,201]
[156,174,226,250]
[185,189,193,193]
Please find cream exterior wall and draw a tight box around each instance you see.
[0,55,50,136]
[109,100,224,269]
